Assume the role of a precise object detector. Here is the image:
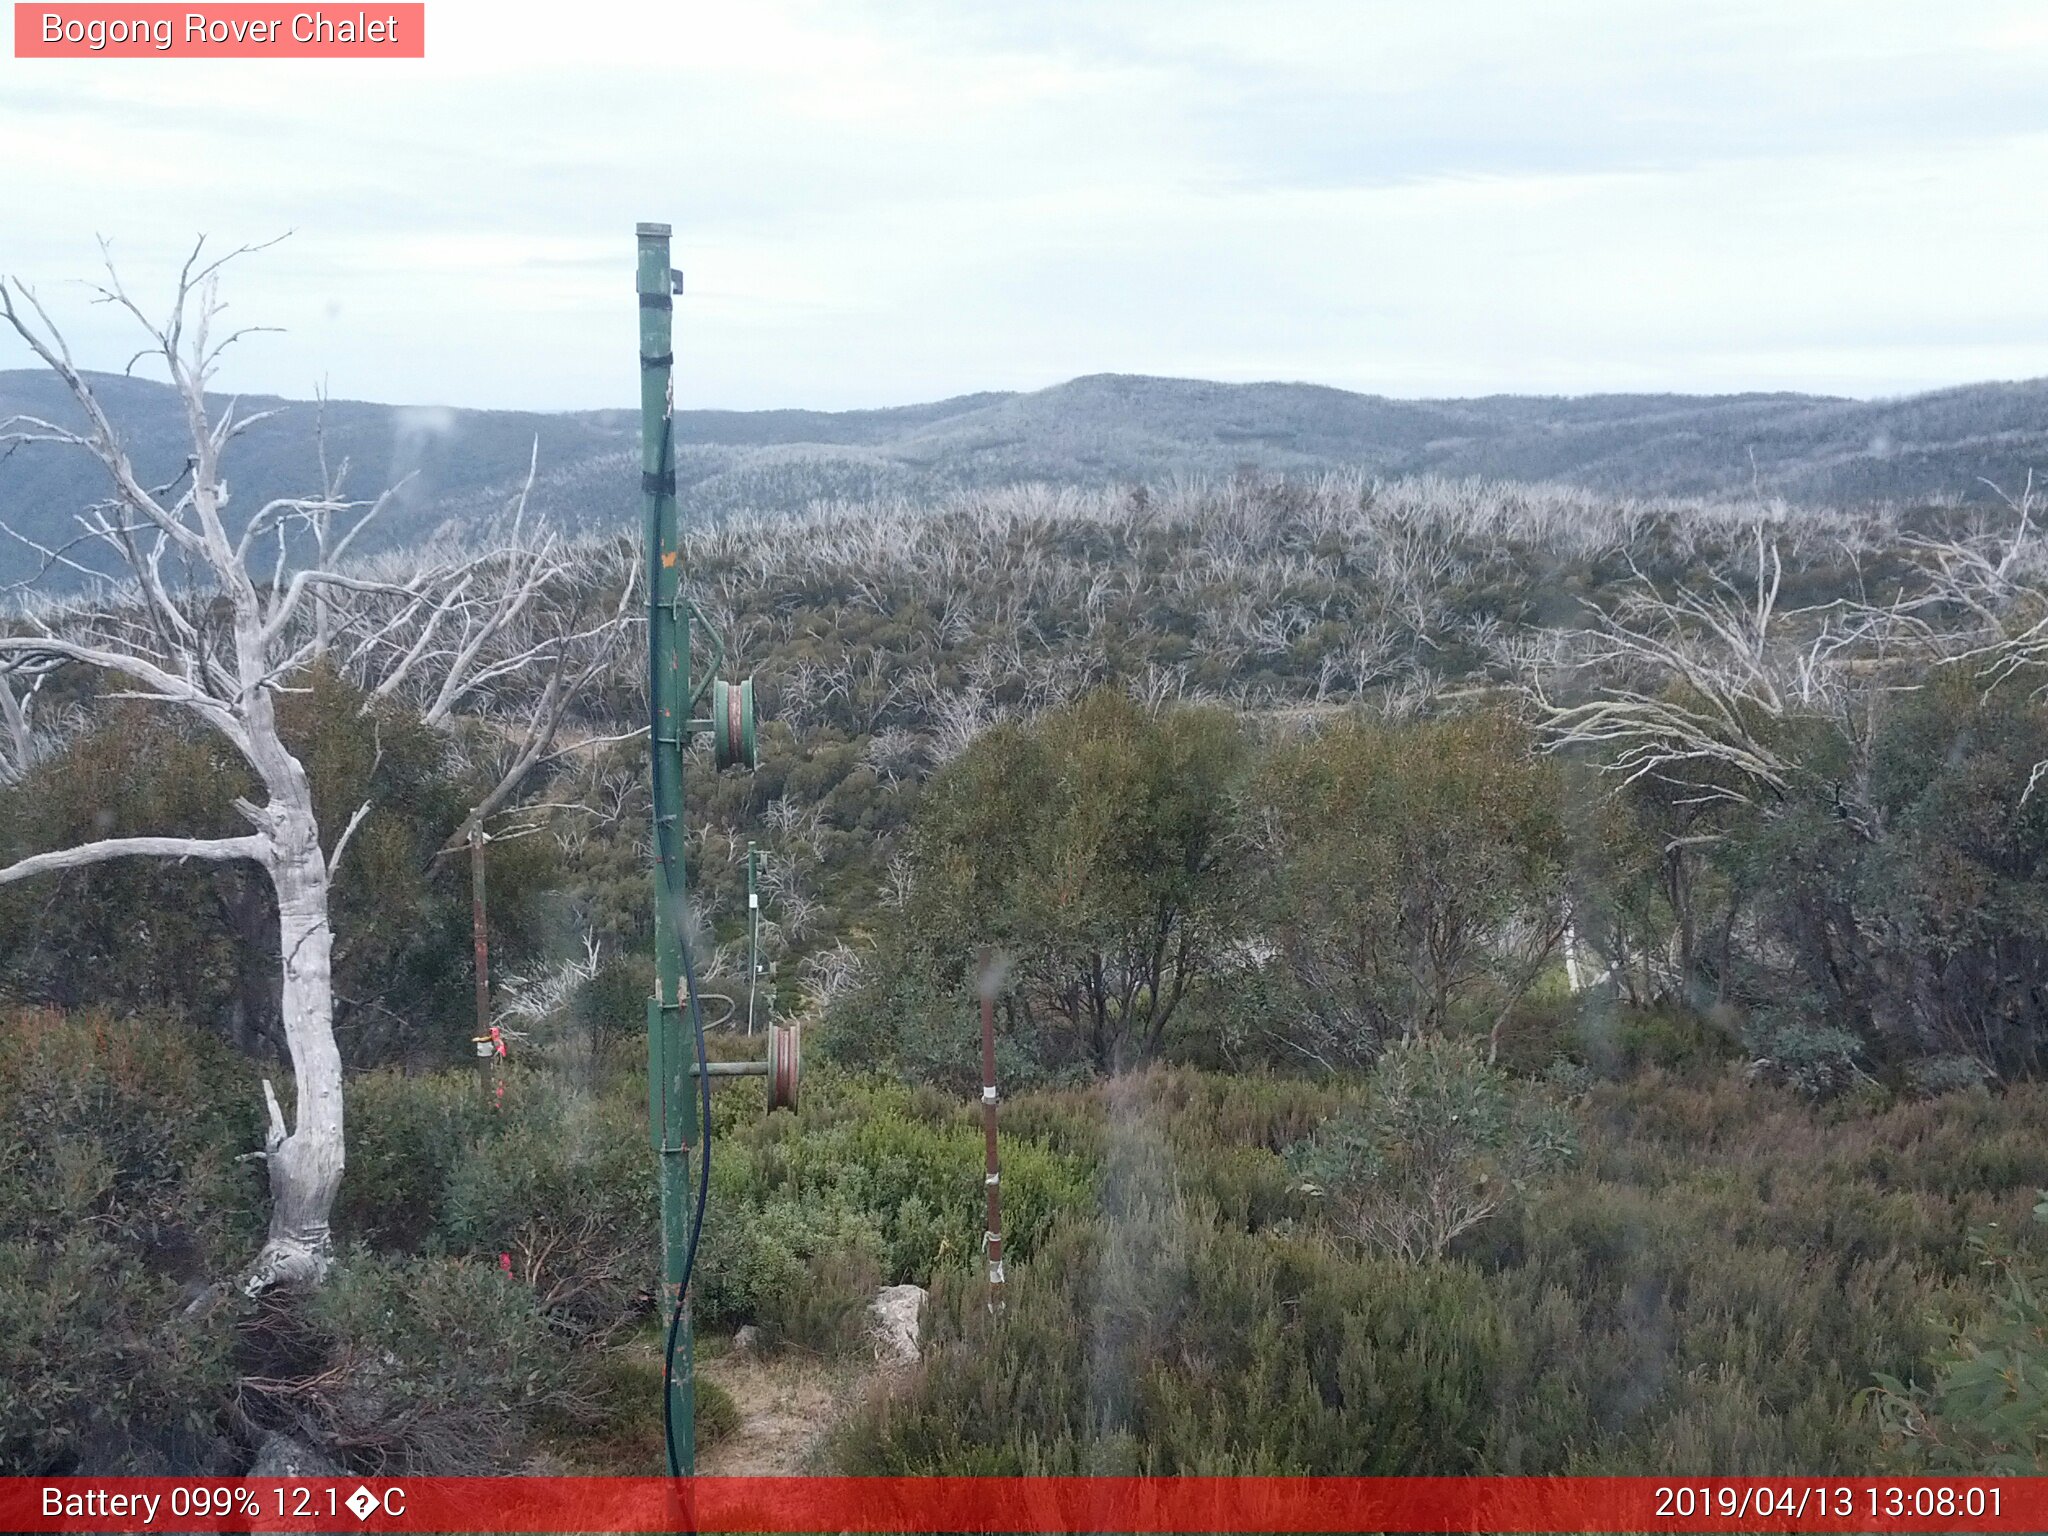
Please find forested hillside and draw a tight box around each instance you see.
[9,367,2048,588]
[7,469,2048,1476]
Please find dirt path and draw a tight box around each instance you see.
[695,1351,871,1475]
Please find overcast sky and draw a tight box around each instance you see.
[5,0,2048,411]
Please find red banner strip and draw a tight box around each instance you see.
[14,5,424,58]
[2,1477,2040,1533]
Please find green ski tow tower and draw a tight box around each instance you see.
[637,220,792,1476]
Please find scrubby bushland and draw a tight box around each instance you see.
[838,1064,2048,1475]
[439,1084,654,1339]
[693,1071,1093,1352]
[834,667,2048,1097]
[238,1256,607,1474]
[0,1237,241,1474]
[1606,658,2048,1086]
[354,1054,1049,1361]
[815,530,2048,1095]
[0,1008,632,1474]
[17,473,2048,1092]
[1531,521,2048,1087]
[837,1208,1511,1475]
[11,468,2048,1476]
[1287,1036,1575,1261]
[539,473,1925,1029]
[10,1000,2048,1476]
[0,1009,256,1472]
[831,696,1580,1088]
[2,1007,964,1470]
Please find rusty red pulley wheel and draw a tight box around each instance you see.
[766,1019,800,1112]
[712,676,756,770]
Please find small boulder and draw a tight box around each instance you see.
[731,1324,761,1355]
[869,1283,927,1366]
[249,1432,340,1478]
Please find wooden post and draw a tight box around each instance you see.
[470,820,503,1105]
[470,821,490,1044]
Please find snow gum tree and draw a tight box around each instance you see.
[0,243,619,1292]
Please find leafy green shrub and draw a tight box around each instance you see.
[685,1071,1097,1354]
[1287,1036,1575,1261]
[705,1074,1092,1289]
[0,1234,237,1473]
[0,1007,260,1262]
[0,1009,252,1472]
[1908,1055,1994,1098]
[1744,1010,1871,1100]
[766,1244,887,1356]
[336,1068,494,1253]
[1860,670,2048,1077]
[339,1065,658,1338]
[1486,974,1583,1077]
[0,676,563,1069]
[573,950,650,1049]
[438,1082,654,1339]
[839,691,1246,1081]
[842,1100,1093,1275]
[1874,1196,2048,1472]
[1250,710,1569,1064]
[694,1194,887,1354]
[0,714,248,1036]
[1574,1002,1741,1078]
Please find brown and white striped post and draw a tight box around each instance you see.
[470,820,490,1044]
[469,819,504,1107]
[978,948,1005,1312]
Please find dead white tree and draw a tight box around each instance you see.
[0,657,63,783]
[1891,477,2048,803]
[0,242,603,1292]
[385,534,640,852]
[0,673,27,779]
[1520,530,1906,1002]
[1525,533,1872,816]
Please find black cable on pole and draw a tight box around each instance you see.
[649,408,712,1482]
[660,932,711,1481]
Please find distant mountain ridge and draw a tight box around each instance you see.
[4,368,2046,587]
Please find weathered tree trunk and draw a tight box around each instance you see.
[0,672,34,780]
[236,674,347,1293]
[242,810,345,1294]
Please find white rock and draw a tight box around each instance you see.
[868,1283,927,1366]
[249,1432,339,1478]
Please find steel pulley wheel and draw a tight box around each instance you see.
[712,677,757,770]
[766,1020,800,1113]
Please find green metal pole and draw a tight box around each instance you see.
[638,220,696,1471]
[746,840,759,1036]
